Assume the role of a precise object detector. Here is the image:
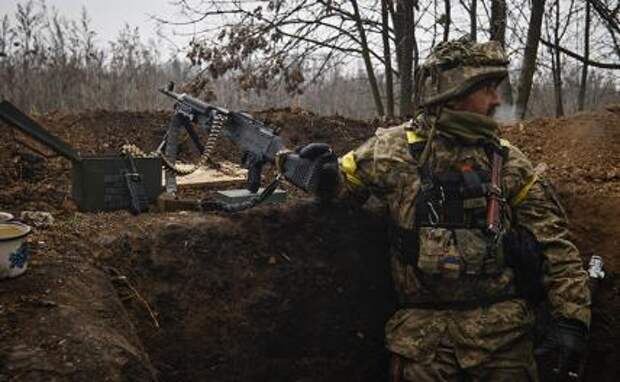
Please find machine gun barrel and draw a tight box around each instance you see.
[158,87,228,116]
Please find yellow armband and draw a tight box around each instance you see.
[510,163,547,207]
[511,174,538,207]
[406,130,426,145]
[339,151,364,187]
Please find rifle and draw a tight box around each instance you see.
[486,147,505,238]
[158,82,332,209]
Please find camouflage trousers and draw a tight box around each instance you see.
[390,333,538,382]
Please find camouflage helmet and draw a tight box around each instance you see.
[416,36,509,107]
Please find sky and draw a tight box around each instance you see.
[1,0,195,51]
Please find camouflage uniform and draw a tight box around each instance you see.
[333,38,591,381]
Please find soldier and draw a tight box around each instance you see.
[297,37,591,381]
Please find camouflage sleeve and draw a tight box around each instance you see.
[331,136,377,205]
[506,147,591,327]
[333,129,400,205]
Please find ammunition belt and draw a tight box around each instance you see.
[121,111,228,176]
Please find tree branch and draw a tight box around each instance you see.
[588,0,620,33]
[540,38,620,69]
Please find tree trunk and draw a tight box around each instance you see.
[515,0,546,119]
[587,0,620,34]
[470,0,477,41]
[578,1,591,111]
[412,6,420,114]
[552,0,564,117]
[350,0,385,116]
[490,0,513,104]
[432,0,438,47]
[413,17,419,74]
[382,0,395,117]
[393,0,415,117]
[443,0,451,42]
[490,0,506,43]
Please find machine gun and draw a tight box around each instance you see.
[158,82,332,210]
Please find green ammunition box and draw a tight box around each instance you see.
[71,156,162,212]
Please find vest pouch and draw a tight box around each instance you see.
[417,227,462,279]
[453,228,504,275]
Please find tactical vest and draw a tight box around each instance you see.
[341,124,545,304]
[396,128,509,280]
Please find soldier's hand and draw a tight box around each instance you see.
[535,319,588,381]
[297,143,339,197]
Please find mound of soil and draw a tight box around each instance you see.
[502,110,620,197]
[0,106,619,381]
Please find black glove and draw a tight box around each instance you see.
[535,319,588,381]
[297,143,340,198]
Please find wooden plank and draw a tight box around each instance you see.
[162,161,247,188]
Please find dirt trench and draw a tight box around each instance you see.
[84,192,620,382]
[1,107,620,381]
[564,195,620,382]
[102,203,396,381]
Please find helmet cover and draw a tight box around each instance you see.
[417,36,509,107]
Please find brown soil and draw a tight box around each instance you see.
[0,106,619,381]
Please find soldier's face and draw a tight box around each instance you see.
[453,84,502,117]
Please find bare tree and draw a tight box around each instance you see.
[457,0,477,41]
[470,0,478,41]
[3,0,619,121]
[490,0,512,104]
[389,0,417,116]
[168,0,389,114]
[381,0,395,117]
[162,0,431,117]
[515,0,546,118]
[541,0,580,117]
[13,0,45,108]
[490,0,506,45]
[351,0,384,115]
[588,0,620,34]
[0,0,189,113]
[579,1,591,111]
[539,38,620,69]
[443,0,451,42]
[550,0,565,117]
[431,0,451,45]
[592,0,619,60]
[537,0,620,70]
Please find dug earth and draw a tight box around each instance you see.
[0,107,619,381]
